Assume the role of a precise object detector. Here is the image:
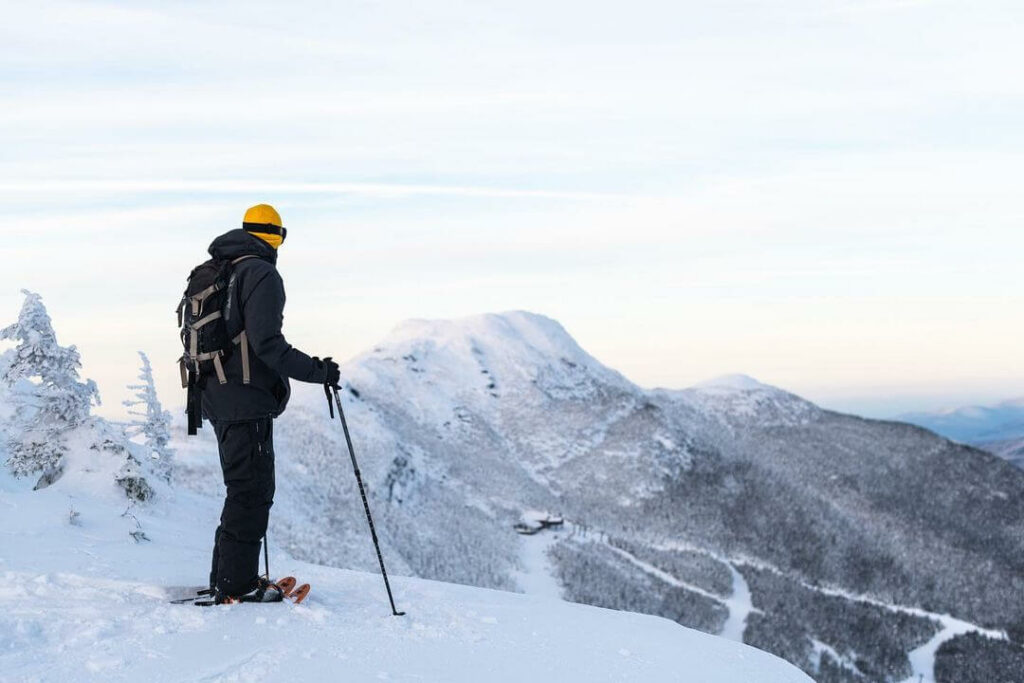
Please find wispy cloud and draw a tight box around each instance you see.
[0,180,627,201]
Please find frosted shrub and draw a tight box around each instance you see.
[1,290,100,484]
[123,351,173,483]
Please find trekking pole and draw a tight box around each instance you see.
[263,534,270,580]
[325,383,405,616]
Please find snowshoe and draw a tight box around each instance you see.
[271,576,310,604]
[276,576,297,596]
[288,583,311,604]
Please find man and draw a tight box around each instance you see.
[201,203,340,604]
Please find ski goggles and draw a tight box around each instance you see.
[243,222,287,243]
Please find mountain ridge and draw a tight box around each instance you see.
[899,397,1024,445]
[173,310,1024,683]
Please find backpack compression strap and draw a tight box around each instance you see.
[189,282,222,316]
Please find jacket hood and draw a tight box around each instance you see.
[208,228,278,265]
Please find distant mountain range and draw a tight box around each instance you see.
[173,311,1024,683]
[899,399,1024,468]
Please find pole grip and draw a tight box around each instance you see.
[324,382,334,419]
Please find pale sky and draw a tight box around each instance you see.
[1,0,1022,419]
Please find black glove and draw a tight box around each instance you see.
[321,356,341,388]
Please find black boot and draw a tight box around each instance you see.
[215,577,284,604]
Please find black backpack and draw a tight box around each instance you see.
[176,254,257,434]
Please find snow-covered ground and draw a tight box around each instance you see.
[2,565,810,683]
[0,452,812,682]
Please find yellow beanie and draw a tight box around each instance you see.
[242,204,286,249]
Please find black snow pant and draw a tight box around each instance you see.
[209,416,276,596]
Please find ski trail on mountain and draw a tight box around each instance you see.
[519,520,754,641]
[899,613,999,683]
[607,545,723,602]
[604,542,756,643]
[810,640,859,677]
[513,528,565,599]
[719,564,754,643]
[756,559,1006,681]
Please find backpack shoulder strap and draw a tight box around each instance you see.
[232,331,251,385]
[223,255,260,385]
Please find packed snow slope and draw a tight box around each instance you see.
[0,442,810,683]
[175,311,1024,683]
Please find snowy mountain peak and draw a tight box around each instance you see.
[359,310,633,399]
[385,311,591,363]
[693,374,775,393]
[669,374,819,428]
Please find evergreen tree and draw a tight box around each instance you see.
[0,290,100,480]
[123,351,173,482]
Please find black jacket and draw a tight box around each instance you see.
[200,229,327,422]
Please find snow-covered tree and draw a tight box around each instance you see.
[123,351,173,482]
[0,289,100,480]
